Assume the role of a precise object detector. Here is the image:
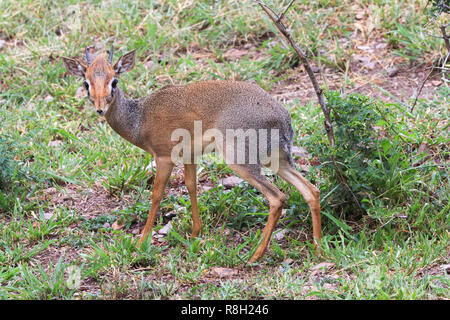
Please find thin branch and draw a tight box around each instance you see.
[423,31,447,39]
[440,24,450,53]
[255,0,366,214]
[278,0,295,22]
[255,0,335,147]
[411,67,435,112]
[411,21,450,112]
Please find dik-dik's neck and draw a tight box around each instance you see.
[104,88,144,147]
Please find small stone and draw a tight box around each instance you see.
[387,67,399,77]
[202,186,213,192]
[48,140,63,148]
[375,42,388,49]
[158,221,172,235]
[441,264,450,274]
[43,187,58,195]
[164,212,177,220]
[221,176,243,188]
[273,229,289,241]
[145,60,155,70]
[44,212,54,220]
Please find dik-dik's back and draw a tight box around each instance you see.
[62,48,321,263]
[139,80,294,162]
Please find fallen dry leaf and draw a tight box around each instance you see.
[310,262,335,275]
[273,228,289,241]
[309,262,336,284]
[224,48,249,60]
[431,80,442,87]
[112,219,125,230]
[210,267,239,278]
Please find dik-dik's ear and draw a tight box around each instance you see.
[62,57,87,78]
[114,50,136,74]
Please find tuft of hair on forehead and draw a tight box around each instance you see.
[83,49,137,78]
[85,53,115,79]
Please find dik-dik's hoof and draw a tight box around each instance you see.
[138,233,152,246]
[248,249,266,263]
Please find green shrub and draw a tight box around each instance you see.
[0,135,26,211]
[0,135,21,190]
[428,0,450,17]
[302,91,446,227]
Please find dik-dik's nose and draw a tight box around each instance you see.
[97,109,104,115]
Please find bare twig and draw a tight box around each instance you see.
[254,0,335,147]
[440,24,450,52]
[411,67,435,112]
[255,0,367,214]
[278,0,295,22]
[411,23,449,111]
[423,31,447,39]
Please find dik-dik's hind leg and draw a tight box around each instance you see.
[139,158,174,245]
[228,164,286,263]
[277,162,321,247]
[184,164,202,238]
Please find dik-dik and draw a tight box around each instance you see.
[62,47,321,262]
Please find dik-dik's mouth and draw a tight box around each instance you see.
[96,107,108,115]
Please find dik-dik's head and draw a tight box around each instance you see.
[62,46,136,115]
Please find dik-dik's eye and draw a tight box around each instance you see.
[110,78,118,96]
[83,80,90,96]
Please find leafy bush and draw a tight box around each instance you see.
[303,91,446,226]
[428,0,450,17]
[0,135,21,190]
[0,135,26,211]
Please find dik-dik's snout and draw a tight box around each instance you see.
[94,97,109,116]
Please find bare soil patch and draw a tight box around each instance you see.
[42,183,131,220]
[271,36,442,105]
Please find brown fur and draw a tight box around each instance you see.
[62,50,321,262]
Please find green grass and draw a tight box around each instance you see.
[0,0,448,299]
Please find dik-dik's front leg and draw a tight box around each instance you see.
[139,159,174,245]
